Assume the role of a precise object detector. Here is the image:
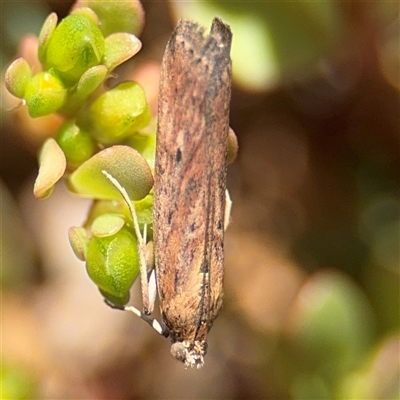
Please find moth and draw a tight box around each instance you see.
[104,18,233,369]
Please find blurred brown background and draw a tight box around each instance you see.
[1,1,399,399]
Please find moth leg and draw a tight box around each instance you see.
[140,224,155,314]
[101,170,154,315]
[148,268,157,312]
[105,299,169,338]
[144,240,157,312]
[224,189,232,231]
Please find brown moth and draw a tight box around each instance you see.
[153,18,232,368]
[103,18,232,369]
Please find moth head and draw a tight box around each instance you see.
[170,340,206,369]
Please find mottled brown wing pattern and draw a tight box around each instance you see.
[154,18,232,360]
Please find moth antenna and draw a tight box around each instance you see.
[101,170,143,242]
[101,170,154,315]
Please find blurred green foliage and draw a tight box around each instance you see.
[1,365,37,400]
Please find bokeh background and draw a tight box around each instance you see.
[1,1,399,399]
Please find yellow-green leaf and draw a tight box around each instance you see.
[34,138,67,198]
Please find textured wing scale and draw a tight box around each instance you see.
[154,19,232,355]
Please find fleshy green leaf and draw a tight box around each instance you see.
[68,226,88,261]
[38,12,58,64]
[56,120,96,168]
[134,194,154,226]
[73,0,145,37]
[91,213,126,237]
[75,65,107,100]
[127,131,156,170]
[99,289,130,307]
[61,65,108,115]
[87,81,151,144]
[34,138,67,198]
[44,14,105,85]
[86,227,139,298]
[84,200,130,229]
[68,145,154,200]
[4,58,32,98]
[227,127,239,165]
[70,6,99,26]
[24,71,67,117]
[103,33,142,72]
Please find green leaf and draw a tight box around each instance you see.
[44,14,105,85]
[60,65,108,115]
[75,65,107,100]
[68,226,88,261]
[68,145,154,200]
[4,58,32,98]
[103,33,141,72]
[84,200,130,230]
[56,120,96,168]
[24,71,67,117]
[127,131,156,170]
[86,227,139,298]
[87,81,151,144]
[227,127,239,165]
[70,6,99,26]
[134,194,154,227]
[73,0,145,37]
[34,138,66,198]
[91,213,126,237]
[38,12,58,64]
[99,288,130,307]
